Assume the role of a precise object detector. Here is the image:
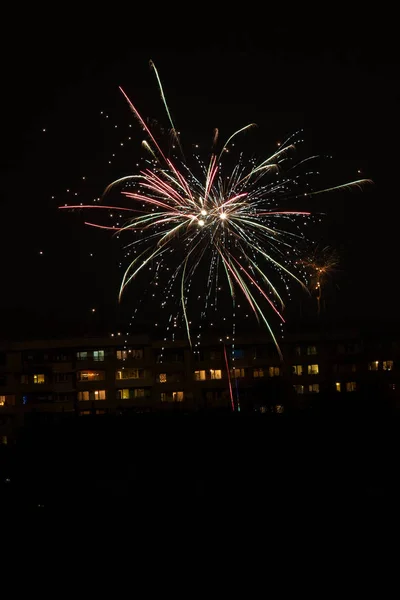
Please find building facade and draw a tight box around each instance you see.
[1,324,400,441]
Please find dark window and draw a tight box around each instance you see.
[54,373,70,383]
[24,393,53,404]
[53,352,69,361]
[163,352,183,362]
[55,393,74,403]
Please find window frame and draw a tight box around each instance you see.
[77,370,105,382]
[78,389,106,401]
[116,368,143,380]
[308,383,320,393]
[93,350,105,362]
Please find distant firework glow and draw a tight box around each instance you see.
[300,246,340,316]
[60,61,371,358]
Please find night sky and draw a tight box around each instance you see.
[2,13,399,339]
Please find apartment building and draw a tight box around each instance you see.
[1,324,400,441]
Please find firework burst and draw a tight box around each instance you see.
[60,61,371,358]
[300,246,339,315]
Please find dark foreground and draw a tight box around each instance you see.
[1,414,399,530]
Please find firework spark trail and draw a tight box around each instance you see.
[223,343,235,412]
[227,252,285,321]
[300,245,339,315]
[149,60,178,138]
[118,86,167,163]
[61,62,372,358]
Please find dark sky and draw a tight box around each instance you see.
[1,12,399,338]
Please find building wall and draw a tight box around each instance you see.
[1,326,400,440]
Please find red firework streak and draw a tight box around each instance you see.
[223,343,235,412]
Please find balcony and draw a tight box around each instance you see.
[53,381,76,393]
[115,375,153,388]
[52,362,74,373]
[76,370,106,384]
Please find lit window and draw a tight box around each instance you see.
[293,365,303,376]
[0,395,13,406]
[158,373,167,383]
[368,361,379,371]
[275,405,284,413]
[231,368,245,378]
[78,390,106,401]
[209,369,222,379]
[77,371,104,381]
[268,367,280,377]
[383,361,393,371]
[116,369,142,380]
[346,382,357,392]
[307,364,319,375]
[253,368,264,378]
[161,391,184,402]
[307,346,317,355]
[76,351,88,360]
[33,374,45,384]
[308,383,319,393]
[335,382,341,392]
[194,370,206,381]
[93,350,104,362]
[117,348,143,360]
[294,385,304,394]
[233,349,244,359]
[117,388,145,399]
